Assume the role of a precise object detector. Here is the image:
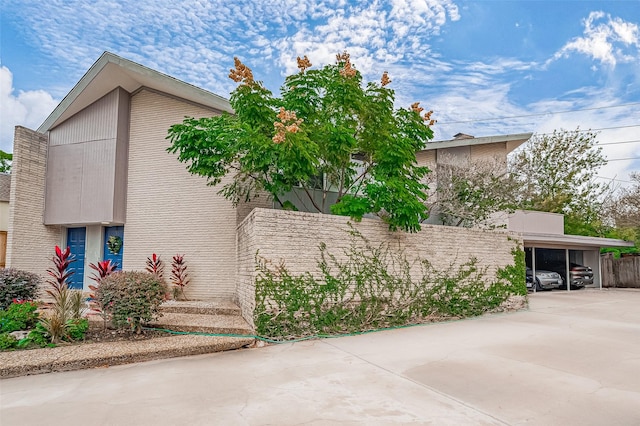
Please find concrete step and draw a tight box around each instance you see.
[160,300,242,316]
[0,335,255,378]
[147,312,253,335]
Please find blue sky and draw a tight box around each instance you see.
[1,0,639,188]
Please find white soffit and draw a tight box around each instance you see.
[39,52,233,132]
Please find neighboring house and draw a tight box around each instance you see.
[5,52,632,298]
[0,173,10,267]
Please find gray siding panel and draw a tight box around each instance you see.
[49,89,119,146]
[45,144,84,223]
[80,139,116,221]
[45,88,129,225]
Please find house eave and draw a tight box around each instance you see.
[38,52,233,133]
[421,132,533,154]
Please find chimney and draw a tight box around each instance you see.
[453,133,474,140]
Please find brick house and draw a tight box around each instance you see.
[9,52,624,302]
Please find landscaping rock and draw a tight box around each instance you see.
[8,330,29,340]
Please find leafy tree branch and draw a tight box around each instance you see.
[167,53,435,232]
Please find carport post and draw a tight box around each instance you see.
[532,247,537,293]
[565,248,570,292]
[598,251,602,290]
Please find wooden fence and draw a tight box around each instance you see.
[602,253,640,288]
[0,231,6,268]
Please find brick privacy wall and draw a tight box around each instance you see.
[6,127,63,285]
[125,89,238,300]
[236,208,522,326]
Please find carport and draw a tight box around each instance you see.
[508,210,634,291]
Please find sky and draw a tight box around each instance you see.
[1,0,639,189]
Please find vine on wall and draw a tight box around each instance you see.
[255,232,526,340]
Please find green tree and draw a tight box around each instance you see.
[509,128,608,235]
[168,53,435,232]
[0,150,11,173]
[602,173,640,256]
[429,154,519,228]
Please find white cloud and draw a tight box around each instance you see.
[552,11,640,67]
[0,67,58,153]
[3,0,459,93]
[3,1,637,189]
[275,0,460,76]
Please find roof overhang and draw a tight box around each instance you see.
[421,133,533,154]
[38,52,233,133]
[522,232,634,250]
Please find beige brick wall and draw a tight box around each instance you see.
[470,142,507,164]
[236,208,522,325]
[125,89,238,300]
[7,127,63,284]
[416,150,436,170]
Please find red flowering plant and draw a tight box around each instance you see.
[46,246,75,293]
[39,246,84,343]
[145,253,164,280]
[170,254,190,300]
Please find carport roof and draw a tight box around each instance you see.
[522,232,634,249]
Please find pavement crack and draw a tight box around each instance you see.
[320,339,511,426]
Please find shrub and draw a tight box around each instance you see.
[88,260,117,329]
[0,332,18,350]
[21,323,53,348]
[96,271,167,334]
[0,301,39,333]
[0,269,41,310]
[67,318,89,341]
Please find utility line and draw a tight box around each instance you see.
[598,139,640,146]
[437,102,640,124]
[530,125,640,136]
[607,157,640,162]
[563,124,640,132]
[596,176,634,184]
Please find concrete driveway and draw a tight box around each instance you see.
[2,289,639,425]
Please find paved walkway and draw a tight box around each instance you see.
[2,289,639,425]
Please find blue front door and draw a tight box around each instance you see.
[66,227,86,289]
[104,226,124,270]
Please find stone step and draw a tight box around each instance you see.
[147,312,253,335]
[160,300,242,316]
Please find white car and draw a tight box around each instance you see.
[526,267,563,291]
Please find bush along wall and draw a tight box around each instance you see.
[254,232,527,341]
